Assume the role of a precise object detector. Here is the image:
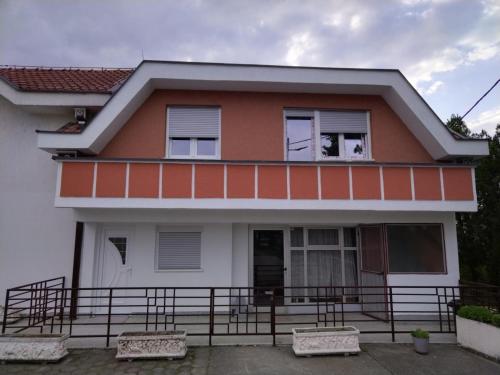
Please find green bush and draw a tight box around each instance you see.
[411,328,429,339]
[457,305,493,324]
[492,314,500,328]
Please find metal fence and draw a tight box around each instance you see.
[2,277,499,347]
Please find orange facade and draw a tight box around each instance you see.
[162,164,192,198]
[413,167,442,201]
[59,161,475,203]
[442,168,474,201]
[320,166,350,199]
[60,162,94,197]
[96,162,126,198]
[227,165,255,198]
[195,164,224,198]
[99,90,434,163]
[290,166,318,199]
[383,167,412,200]
[128,163,160,198]
[351,166,381,200]
[258,165,287,199]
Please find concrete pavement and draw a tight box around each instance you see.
[1,344,499,374]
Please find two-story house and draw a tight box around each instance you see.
[0,61,489,338]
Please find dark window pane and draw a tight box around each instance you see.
[387,224,445,273]
[286,118,313,161]
[170,138,190,155]
[108,237,127,265]
[343,228,357,247]
[197,138,216,156]
[321,133,339,157]
[290,227,304,247]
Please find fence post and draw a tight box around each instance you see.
[2,289,10,334]
[106,289,113,348]
[209,288,214,346]
[271,289,276,346]
[389,287,395,342]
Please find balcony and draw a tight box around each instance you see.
[55,159,477,211]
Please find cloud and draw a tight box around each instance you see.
[349,15,362,30]
[467,43,500,62]
[0,0,498,129]
[468,106,500,135]
[285,32,317,66]
[425,80,444,94]
[405,48,464,86]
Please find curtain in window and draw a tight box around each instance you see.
[344,250,359,299]
[291,250,305,301]
[308,229,339,246]
[307,250,342,298]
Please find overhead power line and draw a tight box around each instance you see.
[461,78,500,119]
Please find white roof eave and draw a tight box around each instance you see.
[36,61,489,158]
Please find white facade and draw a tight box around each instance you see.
[76,209,459,299]
[0,61,482,315]
[0,97,75,304]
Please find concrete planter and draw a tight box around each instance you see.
[116,331,187,360]
[292,326,360,356]
[0,334,69,362]
[457,316,500,360]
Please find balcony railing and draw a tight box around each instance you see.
[54,159,477,210]
[3,277,498,347]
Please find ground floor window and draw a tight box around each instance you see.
[289,227,358,303]
[386,224,445,273]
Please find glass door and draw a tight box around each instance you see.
[253,230,285,305]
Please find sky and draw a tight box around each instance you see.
[0,0,499,134]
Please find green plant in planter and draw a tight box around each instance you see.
[411,328,429,339]
[491,314,500,328]
[457,305,493,324]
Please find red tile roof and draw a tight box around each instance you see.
[0,66,134,94]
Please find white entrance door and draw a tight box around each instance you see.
[95,228,132,313]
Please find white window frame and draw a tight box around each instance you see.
[165,107,221,160]
[287,226,359,304]
[155,226,204,272]
[319,133,369,160]
[168,137,219,159]
[284,109,372,161]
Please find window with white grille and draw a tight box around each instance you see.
[157,231,202,270]
[284,109,371,161]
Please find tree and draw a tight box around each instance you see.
[447,114,471,137]
[447,117,500,285]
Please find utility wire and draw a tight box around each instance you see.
[461,78,500,119]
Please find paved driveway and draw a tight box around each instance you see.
[1,344,499,374]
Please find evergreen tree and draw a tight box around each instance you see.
[446,116,500,285]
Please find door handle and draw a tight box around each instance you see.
[283,267,287,272]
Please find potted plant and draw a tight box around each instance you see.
[411,328,429,354]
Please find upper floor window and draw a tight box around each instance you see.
[285,109,370,161]
[167,106,220,159]
[286,115,314,161]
